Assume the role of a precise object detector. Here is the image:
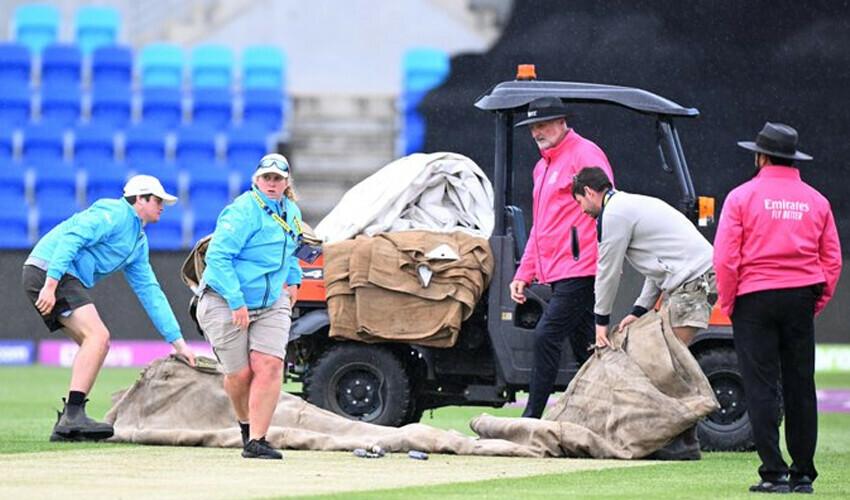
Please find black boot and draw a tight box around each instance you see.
[50,398,114,442]
[647,426,701,461]
[242,438,282,459]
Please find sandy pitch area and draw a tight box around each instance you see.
[3,446,661,498]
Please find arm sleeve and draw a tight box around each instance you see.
[815,207,843,314]
[634,278,663,311]
[286,205,304,287]
[204,204,255,310]
[45,205,114,281]
[123,240,182,343]
[713,195,744,317]
[594,212,632,325]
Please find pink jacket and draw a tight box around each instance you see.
[514,130,613,284]
[714,166,842,316]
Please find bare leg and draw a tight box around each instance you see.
[58,304,110,395]
[673,326,698,346]
[223,365,253,422]
[247,351,283,440]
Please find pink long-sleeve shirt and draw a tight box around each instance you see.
[514,129,614,284]
[713,165,842,316]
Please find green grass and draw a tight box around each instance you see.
[1,367,849,498]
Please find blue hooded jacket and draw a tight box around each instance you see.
[202,188,303,310]
[28,199,182,343]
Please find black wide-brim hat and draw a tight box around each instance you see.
[737,121,812,161]
[515,96,568,127]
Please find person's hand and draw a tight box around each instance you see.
[595,324,611,348]
[35,278,59,316]
[231,306,250,331]
[617,314,639,332]
[171,338,196,367]
[286,285,299,306]
[509,280,527,304]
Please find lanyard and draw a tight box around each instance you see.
[596,189,616,242]
[251,188,303,240]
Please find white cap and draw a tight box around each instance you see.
[252,153,291,182]
[123,175,178,205]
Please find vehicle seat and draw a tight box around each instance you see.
[505,205,527,262]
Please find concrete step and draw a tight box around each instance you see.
[293,182,351,225]
[292,154,389,183]
[292,94,397,120]
[288,134,395,156]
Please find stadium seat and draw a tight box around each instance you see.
[242,88,283,132]
[0,43,32,87]
[12,4,60,54]
[90,84,132,129]
[40,44,83,88]
[242,45,285,89]
[191,44,233,89]
[141,87,183,130]
[145,203,185,250]
[132,160,178,196]
[225,124,268,173]
[192,88,232,131]
[139,43,183,88]
[175,124,217,170]
[73,123,115,167]
[402,47,450,92]
[37,192,80,237]
[190,196,227,241]
[0,129,14,161]
[84,161,128,203]
[0,86,32,128]
[75,6,121,55]
[0,160,27,198]
[0,192,32,248]
[403,112,426,155]
[23,123,66,165]
[40,84,82,128]
[33,160,78,201]
[91,45,133,89]
[124,124,167,170]
[187,165,230,204]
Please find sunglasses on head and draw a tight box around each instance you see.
[258,157,290,172]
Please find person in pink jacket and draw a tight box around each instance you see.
[509,97,614,418]
[714,122,842,494]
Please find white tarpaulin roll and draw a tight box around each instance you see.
[315,152,494,243]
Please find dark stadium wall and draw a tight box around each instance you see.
[420,0,849,342]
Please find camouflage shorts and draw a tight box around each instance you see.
[664,269,717,329]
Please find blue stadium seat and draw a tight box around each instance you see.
[403,112,426,155]
[23,123,66,165]
[187,165,230,204]
[402,47,450,92]
[84,161,128,203]
[145,203,185,250]
[124,124,167,170]
[225,124,268,174]
[0,43,32,87]
[13,4,60,54]
[242,45,285,89]
[192,88,232,131]
[0,129,14,161]
[0,86,31,128]
[73,123,115,167]
[91,45,133,89]
[191,44,233,89]
[175,124,217,170]
[34,162,77,202]
[40,84,82,128]
[90,84,132,129]
[41,44,83,88]
[0,192,31,248]
[190,196,227,241]
[37,192,80,237]
[75,6,120,55]
[140,43,183,88]
[141,87,183,130]
[242,88,283,132]
[131,160,178,196]
[0,160,27,198]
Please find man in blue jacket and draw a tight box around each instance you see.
[22,175,196,442]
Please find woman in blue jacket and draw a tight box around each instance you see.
[197,153,303,460]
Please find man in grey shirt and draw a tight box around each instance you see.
[571,166,716,348]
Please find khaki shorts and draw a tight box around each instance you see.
[196,290,291,374]
[664,269,717,329]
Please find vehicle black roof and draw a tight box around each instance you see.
[475,80,699,118]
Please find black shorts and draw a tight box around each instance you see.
[22,265,93,332]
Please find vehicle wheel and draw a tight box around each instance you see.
[695,347,755,451]
[303,343,411,427]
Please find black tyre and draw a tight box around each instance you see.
[303,343,411,427]
[696,347,755,451]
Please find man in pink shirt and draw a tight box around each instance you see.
[509,97,614,418]
[714,122,842,494]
